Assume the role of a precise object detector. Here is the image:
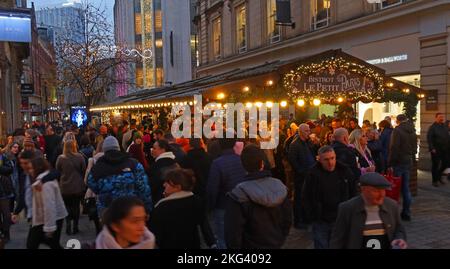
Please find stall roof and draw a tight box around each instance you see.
[92,49,424,109]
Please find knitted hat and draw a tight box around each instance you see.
[102,136,120,152]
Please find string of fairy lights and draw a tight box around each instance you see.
[91,56,426,114]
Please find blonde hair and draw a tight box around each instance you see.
[63,139,78,156]
[63,132,76,143]
[349,129,371,157]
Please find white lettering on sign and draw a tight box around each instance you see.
[366,54,408,65]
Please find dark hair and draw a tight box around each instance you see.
[80,134,90,147]
[219,138,236,150]
[396,114,407,122]
[436,112,444,118]
[241,144,265,173]
[378,120,392,129]
[164,168,196,191]
[154,129,164,136]
[19,150,36,160]
[122,120,129,126]
[155,139,171,152]
[163,133,175,142]
[349,118,358,123]
[332,118,342,123]
[318,145,335,155]
[102,196,145,234]
[13,128,26,137]
[31,157,50,178]
[189,138,203,150]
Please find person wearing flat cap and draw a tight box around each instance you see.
[330,172,407,249]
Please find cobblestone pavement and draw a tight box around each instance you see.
[6,171,450,249]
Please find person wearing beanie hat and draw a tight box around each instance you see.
[87,135,152,216]
[102,136,120,152]
[330,172,407,249]
[23,137,44,158]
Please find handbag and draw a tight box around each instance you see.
[383,170,402,203]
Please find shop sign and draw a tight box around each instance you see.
[425,90,438,111]
[295,70,376,94]
[21,84,34,95]
[276,0,292,24]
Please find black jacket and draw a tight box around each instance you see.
[169,143,186,163]
[225,171,292,249]
[0,154,14,198]
[288,138,316,179]
[149,193,215,249]
[180,148,212,198]
[302,162,357,223]
[388,121,417,167]
[427,122,449,152]
[44,134,61,165]
[367,140,384,173]
[331,141,360,179]
[148,154,179,205]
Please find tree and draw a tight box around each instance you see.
[56,0,134,112]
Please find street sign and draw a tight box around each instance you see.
[21,84,34,95]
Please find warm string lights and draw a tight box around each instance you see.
[90,100,194,112]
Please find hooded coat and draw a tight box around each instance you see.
[225,171,292,249]
[87,150,153,214]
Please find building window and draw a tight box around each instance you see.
[267,0,280,43]
[155,10,162,32]
[135,13,142,35]
[236,4,247,53]
[212,17,221,59]
[136,67,144,88]
[311,0,330,30]
[381,0,403,9]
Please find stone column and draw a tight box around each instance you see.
[419,33,449,172]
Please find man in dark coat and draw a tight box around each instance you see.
[288,123,316,229]
[388,114,417,221]
[164,133,186,164]
[302,146,357,249]
[44,125,61,168]
[148,139,179,205]
[331,128,360,179]
[225,144,291,249]
[207,138,246,249]
[330,172,407,249]
[427,113,449,186]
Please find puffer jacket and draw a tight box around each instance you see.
[225,170,292,249]
[87,150,153,215]
[0,154,14,199]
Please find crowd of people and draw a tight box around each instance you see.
[0,111,448,249]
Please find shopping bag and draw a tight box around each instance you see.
[384,171,402,202]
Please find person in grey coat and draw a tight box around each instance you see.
[330,172,407,249]
[225,144,291,249]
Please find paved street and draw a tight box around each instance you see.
[6,171,450,249]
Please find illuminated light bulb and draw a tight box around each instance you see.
[387,82,394,87]
[217,93,225,100]
[267,80,274,86]
[189,102,193,106]
[255,102,262,108]
[217,103,222,108]
[337,97,344,103]
[313,99,321,106]
[246,102,253,108]
[243,86,250,92]
[280,101,288,108]
[297,99,305,107]
[403,88,410,93]
[266,101,273,108]
[223,104,228,108]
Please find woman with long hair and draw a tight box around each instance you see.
[55,139,86,235]
[127,131,148,170]
[27,157,67,249]
[349,129,376,175]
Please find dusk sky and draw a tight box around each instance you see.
[31,0,114,23]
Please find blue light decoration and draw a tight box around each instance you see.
[70,106,88,127]
[0,12,32,43]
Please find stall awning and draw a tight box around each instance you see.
[91,49,425,111]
